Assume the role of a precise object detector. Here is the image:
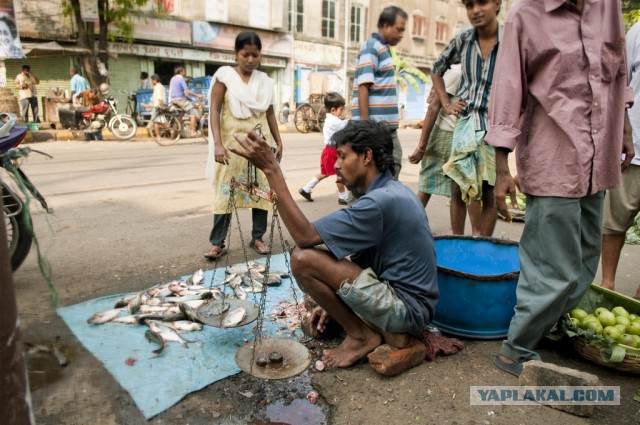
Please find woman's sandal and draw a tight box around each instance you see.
[204,246,227,260]
[250,240,270,255]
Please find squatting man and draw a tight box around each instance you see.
[230,120,438,367]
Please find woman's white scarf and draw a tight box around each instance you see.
[205,66,274,185]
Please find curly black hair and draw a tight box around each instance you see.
[331,120,395,175]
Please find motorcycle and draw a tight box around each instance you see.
[170,96,207,139]
[0,114,52,270]
[59,91,138,141]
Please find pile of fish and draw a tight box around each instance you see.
[86,262,291,355]
[220,261,289,301]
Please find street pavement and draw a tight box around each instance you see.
[8,128,640,423]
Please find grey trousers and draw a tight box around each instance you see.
[391,130,402,179]
[20,97,39,122]
[209,209,268,248]
[500,192,605,362]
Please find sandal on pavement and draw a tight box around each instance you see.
[204,246,227,260]
[250,240,270,255]
[493,354,523,377]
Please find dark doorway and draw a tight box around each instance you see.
[154,61,184,85]
[205,63,222,77]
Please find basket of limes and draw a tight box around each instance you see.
[562,285,640,374]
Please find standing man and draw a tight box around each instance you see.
[352,6,407,179]
[139,71,151,89]
[485,0,634,376]
[169,66,203,137]
[14,65,39,123]
[144,74,166,140]
[230,121,438,368]
[430,0,501,236]
[408,65,462,207]
[69,67,89,107]
[601,21,640,301]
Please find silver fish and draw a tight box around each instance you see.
[112,315,143,325]
[145,329,167,355]
[147,320,189,347]
[170,320,203,332]
[191,268,204,285]
[179,302,201,322]
[127,291,144,314]
[228,276,243,288]
[140,305,170,314]
[221,307,246,327]
[164,292,213,303]
[233,285,247,300]
[226,264,249,275]
[181,299,206,310]
[248,269,265,280]
[145,297,165,306]
[87,308,126,325]
[114,294,136,308]
[219,273,237,285]
[265,273,283,286]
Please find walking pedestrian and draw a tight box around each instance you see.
[298,92,350,205]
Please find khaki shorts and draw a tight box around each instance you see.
[337,267,408,333]
[603,165,640,234]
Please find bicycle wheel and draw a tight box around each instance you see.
[155,115,182,146]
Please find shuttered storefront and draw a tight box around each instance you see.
[5,57,72,122]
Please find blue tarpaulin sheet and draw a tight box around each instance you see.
[58,253,303,419]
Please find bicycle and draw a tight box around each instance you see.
[124,91,145,126]
[152,105,182,146]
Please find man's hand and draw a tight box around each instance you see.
[622,113,635,171]
[494,148,518,222]
[408,147,424,164]
[443,100,466,117]
[230,130,279,172]
[308,306,331,337]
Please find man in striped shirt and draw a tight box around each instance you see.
[431,0,501,237]
[352,6,407,179]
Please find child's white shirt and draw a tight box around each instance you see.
[323,114,349,146]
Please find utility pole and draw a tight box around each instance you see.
[343,0,350,99]
[290,0,296,108]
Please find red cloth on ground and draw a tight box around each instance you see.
[420,329,464,361]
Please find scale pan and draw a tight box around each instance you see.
[235,337,311,379]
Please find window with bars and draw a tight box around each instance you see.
[288,0,304,33]
[436,21,449,43]
[412,14,426,38]
[322,0,337,38]
[350,4,364,43]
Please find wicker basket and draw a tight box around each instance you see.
[571,337,640,374]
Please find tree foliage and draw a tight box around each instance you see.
[390,48,429,93]
[61,0,148,87]
[623,0,640,30]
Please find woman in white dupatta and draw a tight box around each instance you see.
[204,32,284,260]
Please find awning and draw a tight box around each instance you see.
[21,41,89,58]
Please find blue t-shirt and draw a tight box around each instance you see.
[70,74,89,104]
[312,170,438,335]
[169,74,188,100]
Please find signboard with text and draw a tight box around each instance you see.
[192,21,291,58]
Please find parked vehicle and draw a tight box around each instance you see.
[0,114,52,270]
[152,97,207,146]
[59,85,138,141]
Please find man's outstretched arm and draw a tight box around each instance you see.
[230,131,323,248]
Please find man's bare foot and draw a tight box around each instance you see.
[322,329,382,368]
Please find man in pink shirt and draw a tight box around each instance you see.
[484,0,634,376]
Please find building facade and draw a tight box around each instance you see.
[7,0,516,123]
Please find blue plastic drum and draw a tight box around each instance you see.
[433,236,519,339]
